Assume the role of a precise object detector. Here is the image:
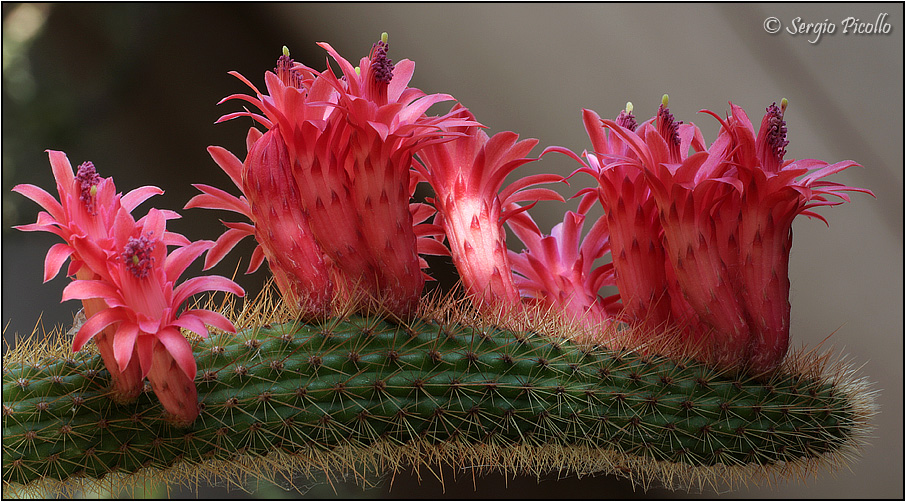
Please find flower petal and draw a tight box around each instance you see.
[46,150,75,195]
[207,146,245,190]
[43,243,74,283]
[72,307,125,352]
[136,335,155,378]
[172,275,245,308]
[164,241,213,283]
[172,314,209,338]
[113,322,140,371]
[247,245,266,274]
[121,186,164,213]
[180,309,237,334]
[11,184,64,223]
[155,327,197,380]
[62,279,120,303]
[204,226,254,270]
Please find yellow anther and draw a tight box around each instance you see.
[780,97,789,113]
[381,32,389,44]
[282,46,290,57]
[661,94,669,107]
[626,102,634,114]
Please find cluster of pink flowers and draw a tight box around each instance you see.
[15,34,871,425]
[14,152,243,425]
[546,97,871,372]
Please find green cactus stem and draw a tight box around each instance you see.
[2,312,875,496]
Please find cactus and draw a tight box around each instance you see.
[1,297,876,497]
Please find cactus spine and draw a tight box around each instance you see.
[2,312,874,496]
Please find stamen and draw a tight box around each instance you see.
[275,50,303,89]
[657,94,682,150]
[75,162,102,215]
[616,101,638,131]
[763,101,789,164]
[122,235,156,279]
[369,33,393,84]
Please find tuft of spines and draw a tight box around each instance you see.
[2,288,875,497]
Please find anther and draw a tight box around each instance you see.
[369,33,393,84]
[275,50,303,88]
[761,100,789,168]
[122,235,156,279]
[75,161,103,215]
[657,94,683,154]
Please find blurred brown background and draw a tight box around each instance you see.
[2,3,902,499]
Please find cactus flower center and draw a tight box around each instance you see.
[275,53,303,89]
[656,95,683,160]
[760,100,790,172]
[367,33,393,104]
[616,102,638,131]
[123,235,155,279]
[75,161,102,215]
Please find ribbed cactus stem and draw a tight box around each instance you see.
[2,314,874,496]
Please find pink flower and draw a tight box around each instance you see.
[414,105,563,313]
[701,100,873,372]
[546,104,694,331]
[12,151,171,400]
[62,207,244,424]
[507,210,619,328]
[205,36,475,317]
[602,100,752,368]
[595,98,873,373]
[13,151,167,282]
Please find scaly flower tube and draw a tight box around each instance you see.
[545,104,695,333]
[598,98,872,372]
[700,100,873,372]
[12,151,172,401]
[203,36,476,318]
[61,207,245,425]
[601,97,752,368]
[414,104,564,313]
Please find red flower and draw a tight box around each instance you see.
[414,105,563,313]
[204,36,475,317]
[546,103,695,331]
[507,210,619,328]
[598,98,872,372]
[702,100,873,372]
[62,208,244,424]
[602,101,751,367]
